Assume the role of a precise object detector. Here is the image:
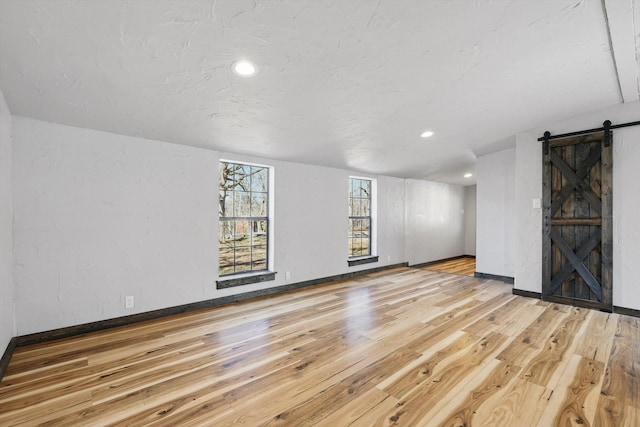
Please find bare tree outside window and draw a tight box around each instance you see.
[219,161,269,275]
[348,177,371,257]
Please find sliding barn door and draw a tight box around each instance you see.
[542,132,612,311]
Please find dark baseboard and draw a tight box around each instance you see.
[411,255,475,269]
[14,262,410,348]
[543,295,615,313]
[0,337,17,382]
[512,289,542,299]
[474,272,515,284]
[613,306,640,318]
[348,256,379,267]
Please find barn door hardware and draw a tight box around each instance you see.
[539,119,640,143]
[603,120,611,147]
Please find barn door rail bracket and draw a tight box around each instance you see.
[538,119,640,143]
[543,131,550,155]
[603,120,611,147]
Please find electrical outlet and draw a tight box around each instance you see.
[285,271,291,280]
[125,295,134,309]
[387,254,391,262]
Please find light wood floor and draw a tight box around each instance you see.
[423,257,476,277]
[0,267,638,426]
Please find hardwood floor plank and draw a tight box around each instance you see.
[596,315,640,426]
[0,390,92,426]
[463,295,531,336]
[0,357,89,390]
[497,303,569,367]
[381,332,480,399]
[405,294,513,355]
[428,359,521,426]
[575,310,618,363]
[536,354,604,426]
[50,352,299,426]
[346,393,403,427]
[475,378,550,427]
[118,334,377,425]
[292,388,395,427]
[422,257,476,277]
[497,300,548,338]
[594,397,640,427]
[0,266,637,426]
[519,306,589,387]
[261,348,421,426]
[380,332,509,425]
[208,338,390,426]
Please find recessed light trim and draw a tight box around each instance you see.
[464,173,473,178]
[232,60,257,76]
[420,131,434,138]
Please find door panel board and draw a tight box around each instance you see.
[542,133,612,311]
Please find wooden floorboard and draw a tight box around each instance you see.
[0,267,638,426]
[422,257,476,277]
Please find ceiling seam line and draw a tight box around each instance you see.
[601,0,625,103]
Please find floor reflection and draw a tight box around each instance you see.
[345,287,372,336]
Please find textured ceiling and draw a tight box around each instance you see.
[0,0,638,185]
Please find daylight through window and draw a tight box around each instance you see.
[348,177,372,258]
[219,161,269,275]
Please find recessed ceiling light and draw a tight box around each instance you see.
[232,60,257,77]
[464,173,473,178]
[420,131,434,138]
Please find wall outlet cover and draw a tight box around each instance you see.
[125,295,134,309]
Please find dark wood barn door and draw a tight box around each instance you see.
[542,132,612,311]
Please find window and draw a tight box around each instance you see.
[219,161,269,276]
[348,177,372,258]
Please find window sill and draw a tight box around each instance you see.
[216,271,276,289]
[348,256,379,267]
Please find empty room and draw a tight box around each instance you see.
[0,0,639,426]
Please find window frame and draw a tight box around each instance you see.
[218,160,272,278]
[348,176,377,262]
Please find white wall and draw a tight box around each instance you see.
[12,118,413,335]
[377,176,407,265]
[476,148,516,277]
[515,101,640,311]
[514,131,542,293]
[464,185,476,256]
[13,118,219,334]
[404,179,465,265]
[0,91,14,352]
